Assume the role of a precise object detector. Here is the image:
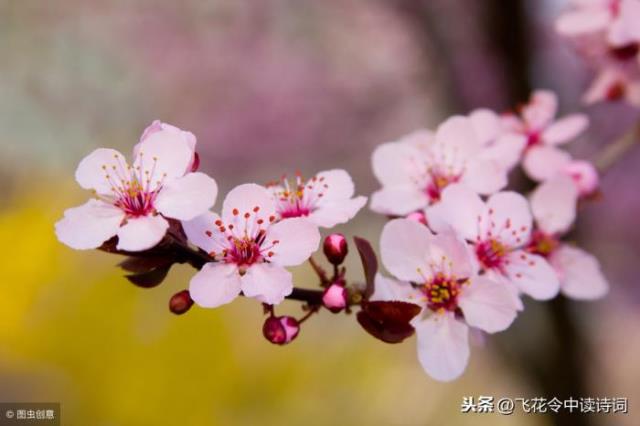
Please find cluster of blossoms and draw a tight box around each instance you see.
[556,0,640,107]
[56,84,610,382]
[370,92,608,381]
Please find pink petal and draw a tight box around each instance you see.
[240,263,293,305]
[550,245,609,300]
[458,276,519,333]
[415,313,469,382]
[221,183,276,225]
[555,9,611,35]
[434,116,481,158]
[133,129,193,189]
[426,184,484,241]
[380,218,436,283]
[116,215,169,251]
[155,172,218,221]
[55,199,124,250]
[309,196,367,228]
[582,69,624,105]
[75,148,129,195]
[483,191,532,248]
[461,158,509,195]
[370,187,429,216]
[469,108,501,145]
[371,140,424,187]
[182,211,222,254]
[314,169,355,202]
[523,145,572,182]
[541,114,589,145]
[370,273,423,304]
[479,133,527,170]
[189,263,241,308]
[504,250,560,300]
[523,90,558,131]
[530,176,578,235]
[264,217,320,267]
[563,160,600,196]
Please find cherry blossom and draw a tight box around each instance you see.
[556,0,640,47]
[502,90,589,181]
[427,184,560,306]
[267,170,367,228]
[135,120,199,172]
[527,176,609,300]
[370,116,516,216]
[583,68,640,107]
[375,219,519,381]
[183,184,321,307]
[55,123,218,251]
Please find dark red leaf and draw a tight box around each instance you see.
[125,265,172,288]
[119,256,174,273]
[357,300,422,344]
[353,236,378,299]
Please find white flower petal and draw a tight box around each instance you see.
[459,276,519,333]
[133,130,193,188]
[523,90,558,130]
[530,176,578,235]
[479,133,527,170]
[434,116,481,158]
[372,136,428,186]
[427,184,484,241]
[523,145,573,182]
[75,148,129,196]
[314,169,355,202]
[504,250,560,300]
[309,196,367,228]
[265,217,320,267]
[370,187,429,216]
[221,183,276,225]
[155,172,218,221]
[555,9,610,35]
[55,199,124,250]
[485,191,533,248]
[241,263,293,305]
[541,114,589,145]
[189,263,241,308]
[116,215,169,251]
[550,245,609,300]
[380,219,435,283]
[415,313,470,382]
[182,211,222,254]
[370,273,423,303]
[461,158,508,195]
[469,108,501,145]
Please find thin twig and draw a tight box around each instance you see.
[595,121,640,173]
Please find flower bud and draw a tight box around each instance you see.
[263,316,300,345]
[322,282,348,313]
[563,160,599,196]
[405,211,427,225]
[323,233,348,265]
[169,290,194,315]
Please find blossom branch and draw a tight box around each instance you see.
[595,120,640,173]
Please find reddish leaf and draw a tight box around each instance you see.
[125,265,172,288]
[357,300,422,344]
[119,256,174,273]
[353,236,378,299]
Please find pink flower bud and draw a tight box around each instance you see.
[563,160,599,196]
[323,233,348,265]
[322,282,348,313]
[405,211,427,225]
[262,316,300,345]
[169,290,194,315]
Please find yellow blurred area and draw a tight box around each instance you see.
[0,184,545,426]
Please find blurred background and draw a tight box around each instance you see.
[1,1,638,425]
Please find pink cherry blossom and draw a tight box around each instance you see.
[183,184,321,307]
[427,184,561,305]
[502,90,589,182]
[556,0,640,47]
[267,169,366,228]
[370,116,516,216]
[527,177,609,300]
[376,219,519,381]
[582,68,640,107]
[55,124,218,251]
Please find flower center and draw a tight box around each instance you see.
[476,239,507,270]
[425,172,458,202]
[270,173,326,219]
[421,273,464,312]
[525,230,559,257]
[526,131,541,148]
